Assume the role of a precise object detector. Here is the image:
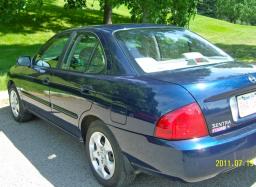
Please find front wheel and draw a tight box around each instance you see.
[8,85,33,122]
[86,120,135,186]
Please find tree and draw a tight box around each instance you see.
[64,0,122,24]
[64,0,86,9]
[64,0,199,26]
[240,0,256,25]
[197,0,217,18]
[0,0,43,22]
[123,0,199,27]
[169,0,199,27]
[102,0,112,24]
[216,0,256,25]
[98,0,122,24]
[123,0,164,23]
[217,0,244,23]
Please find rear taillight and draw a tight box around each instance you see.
[154,102,208,140]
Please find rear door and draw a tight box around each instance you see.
[49,31,108,132]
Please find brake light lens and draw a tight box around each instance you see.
[154,103,208,140]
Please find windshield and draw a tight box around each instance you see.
[115,28,233,73]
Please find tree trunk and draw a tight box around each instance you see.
[142,4,150,23]
[103,0,112,24]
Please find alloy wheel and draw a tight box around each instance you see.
[10,90,20,118]
[89,131,115,180]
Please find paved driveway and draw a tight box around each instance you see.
[0,95,256,187]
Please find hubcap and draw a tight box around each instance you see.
[89,132,115,180]
[10,90,20,117]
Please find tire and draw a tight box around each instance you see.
[8,85,33,122]
[86,120,135,187]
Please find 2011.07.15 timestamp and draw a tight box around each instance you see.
[216,159,256,168]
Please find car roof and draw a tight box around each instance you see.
[64,24,183,34]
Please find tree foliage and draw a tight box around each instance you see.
[197,0,217,18]
[64,0,199,26]
[217,0,256,25]
[240,0,256,25]
[64,0,122,24]
[64,0,86,9]
[169,0,199,27]
[0,0,43,22]
[123,0,199,27]
[98,0,121,8]
[217,0,243,23]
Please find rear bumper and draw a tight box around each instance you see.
[109,123,256,182]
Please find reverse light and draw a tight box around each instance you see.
[154,103,209,140]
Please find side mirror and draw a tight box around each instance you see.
[17,56,31,67]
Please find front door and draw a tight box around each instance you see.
[22,33,71,117]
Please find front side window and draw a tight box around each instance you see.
[62,33,106,74]
[115,28,233,73]
[35,35,70,68]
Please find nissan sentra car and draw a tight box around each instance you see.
[7,24,256,186]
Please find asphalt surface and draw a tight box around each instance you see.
[0,94,256,187]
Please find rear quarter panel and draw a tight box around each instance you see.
[80,76,196,136]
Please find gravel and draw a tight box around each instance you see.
[0,97,256,187]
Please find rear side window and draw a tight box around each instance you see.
[86,44,106,74]
[62,33,106,74]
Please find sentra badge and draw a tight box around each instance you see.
[212,120,232,133]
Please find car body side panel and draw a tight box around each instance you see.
[25,100,82,139]
[49,69,94,127]
[79,76,196,136]
[8,65,51,115]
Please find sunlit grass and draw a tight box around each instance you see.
[190,15,256,62]
[0,74,7,91]
[190,15,256,46]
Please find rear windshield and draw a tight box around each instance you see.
[115,28,233,73]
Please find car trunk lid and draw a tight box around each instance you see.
[147,62,256,135]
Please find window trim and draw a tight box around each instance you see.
[59,31,108,75]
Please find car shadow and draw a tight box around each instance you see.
[0,103,256,187]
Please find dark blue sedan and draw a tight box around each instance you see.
[7,24,256,186]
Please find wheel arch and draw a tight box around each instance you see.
[80,115,102,142]
[7,80,15,91]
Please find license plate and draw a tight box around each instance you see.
[237,92,256,118]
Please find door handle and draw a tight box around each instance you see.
[42,78,50,85]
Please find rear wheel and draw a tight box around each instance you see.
[8,85,33,122]
[86,120,135,186]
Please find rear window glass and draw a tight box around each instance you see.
[115,28,233,73]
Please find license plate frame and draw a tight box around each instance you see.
[237,91,256,118]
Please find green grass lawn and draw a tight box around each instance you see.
[0,0,255,90]
[190,16,256,63]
